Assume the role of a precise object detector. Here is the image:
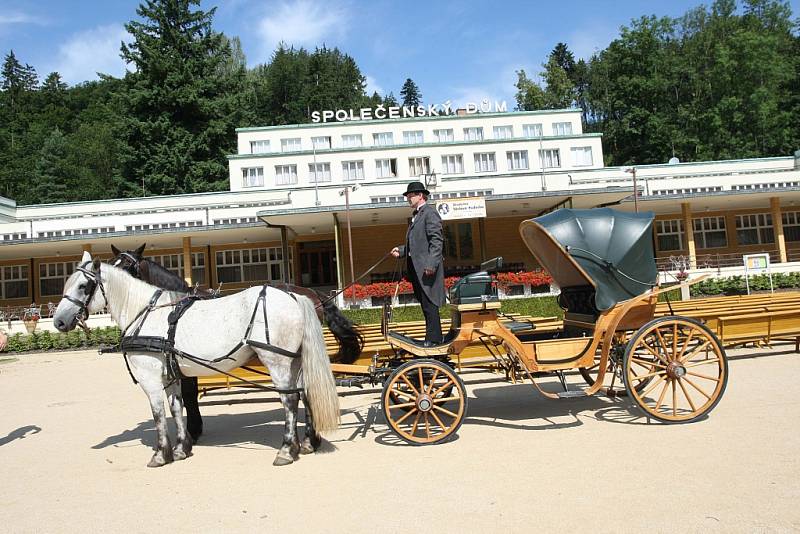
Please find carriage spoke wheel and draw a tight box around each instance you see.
[624,317,728,423]
[381,359,467,445]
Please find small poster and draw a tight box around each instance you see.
[435,197,487,221]
[743,253,769,273]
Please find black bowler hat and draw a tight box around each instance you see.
[403,181,429,196]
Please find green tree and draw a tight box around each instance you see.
[118,0,247,195]
[514,69,546,111]
[32,128,70,203]
[542,54,574,109]
[400,78,422,107]
[383,91,398,107]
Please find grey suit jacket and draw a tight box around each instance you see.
[397,203,446,306]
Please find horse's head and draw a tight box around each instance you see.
[110,243,146,278]
[53,251,107,332]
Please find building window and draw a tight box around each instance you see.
[506,150,528,170]
[552,122,573,136]
[523,123,543,137]
[373,132,394,146]
[736,213,774,245]
[403,130,424,144]
[39,262,74,298]
[782,211,800,242]
[441,154,464,174]
[280,138,301,152]
[311,136,331,150]
[215,247,292,284]
[250,140,270,154]
[2,233,27,241]
[342,134,362,148]
[2,264,29,299]
[539,149,561,169]
[408,157,431,177]
[242,167,264,188]
[342,160,365,181]
[493,125,513,139]
[149,252,206,287]
[463,127,483,141]
[375,158,398,178]
[275,164,298,185]
[656,219,684,251]
[307,162,331,183]
[693,216,727,249]
[443,222,474,260]
[571,147,593,167]
[434,129,454,142]
[474,152,496,173]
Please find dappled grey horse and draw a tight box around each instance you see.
[54,252,344,467]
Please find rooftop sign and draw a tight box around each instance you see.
[310,100,508,123]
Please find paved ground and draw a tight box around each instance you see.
[0,344,798,533]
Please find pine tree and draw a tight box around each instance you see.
[118,0,247,195]
[383,91,398,107]
[400,78,422,107]
[32,128,70,203]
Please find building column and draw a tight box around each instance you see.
[182,237,192,286]
[82,243,92,253]
[771,197,787,263]
[478,218,487,262]
[682,203,696,269]
[333,213,344,293]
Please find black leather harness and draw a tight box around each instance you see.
[64,265,305,394]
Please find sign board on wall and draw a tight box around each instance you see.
[435,197,487,221]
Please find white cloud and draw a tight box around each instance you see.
[567,25,617,60]
[255,0,348,58]
[365,75,383,97]
[50,24,130,85]
[0,12,36,25]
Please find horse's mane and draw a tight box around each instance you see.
[139,259,191,292]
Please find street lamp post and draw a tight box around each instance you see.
[626,167,639,212]
[339,184,358,307]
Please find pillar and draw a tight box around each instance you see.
[182,237,192,286]
[82,243,92,253]
[682,203,696,269]
[770,197,787,263]
[333,213,344,293]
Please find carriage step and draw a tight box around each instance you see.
[557,390,587,398]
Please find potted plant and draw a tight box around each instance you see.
[23,307,40,333]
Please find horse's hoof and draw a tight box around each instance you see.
[273,455,294,466]
[300,442,315,455]
[173,445,193,461]
[147,453,171,468]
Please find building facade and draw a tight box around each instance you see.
[0,108,799,309]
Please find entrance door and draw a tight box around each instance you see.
[299,240,336,287]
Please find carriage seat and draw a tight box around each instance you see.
[449,272,498,305]
[558,285,599,318]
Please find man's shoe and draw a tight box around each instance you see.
[422,341,435,347]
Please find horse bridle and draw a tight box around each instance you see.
[61,260,108,324]
[111,252,141,277]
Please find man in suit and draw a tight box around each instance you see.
[391,181,446,345]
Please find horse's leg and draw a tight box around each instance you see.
[273,391,301,466]
[181,377,203,442]
[166,382,193,461]
[256,351,302,466]
[300,392,322,455]
[138,376,174,468]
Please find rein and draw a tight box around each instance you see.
[61,261,109,332]
[316,250,395,308]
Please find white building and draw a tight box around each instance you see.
[0,108,798,309]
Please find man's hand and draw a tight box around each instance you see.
[390,247,400,258]
[423,268,435,276]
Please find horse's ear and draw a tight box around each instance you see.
[135,243,146,256]
[92,258,102,272]
[111,244,121,256]
[81,250,92,264]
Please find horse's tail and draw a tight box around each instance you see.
[322,299,364,365]
[298,295,340,432]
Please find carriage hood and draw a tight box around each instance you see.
[519,208,657,311]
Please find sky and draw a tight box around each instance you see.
[1,0,799,109]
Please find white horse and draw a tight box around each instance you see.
[54,251,340,467]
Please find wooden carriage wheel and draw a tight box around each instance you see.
[624,316,728,423]
[381,359,467,445]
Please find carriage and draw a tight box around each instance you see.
[377,208,729,445]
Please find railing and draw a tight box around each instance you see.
[656,250,784,274]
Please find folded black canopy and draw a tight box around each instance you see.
[520,208,658,311]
